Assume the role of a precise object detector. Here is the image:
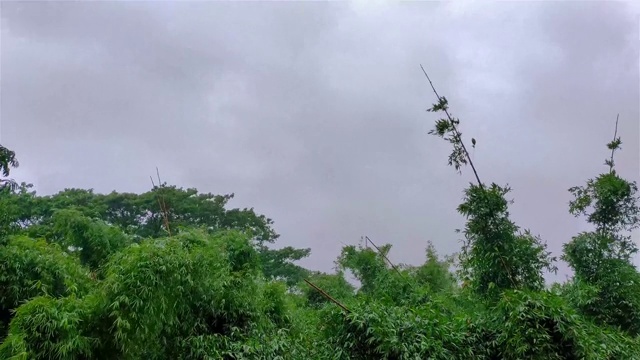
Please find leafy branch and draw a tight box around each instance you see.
[420,66,558,299]
[0,145,19,191]
[569,116,640,236]
[605,114,621,173]
[420,65,482,187]
[563,115,640,336]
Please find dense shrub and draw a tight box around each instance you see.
[0,236,93,338]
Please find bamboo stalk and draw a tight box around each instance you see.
[150,169,172,237]
[364,236,404,278]
[303,279,350,313]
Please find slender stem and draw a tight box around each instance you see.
[364,236,405,278]
[608,114,619,174]
[303,279,350,312]
[420,65,483,188]
[150,171,172,236]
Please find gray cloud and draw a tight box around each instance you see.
[1,1,638,281]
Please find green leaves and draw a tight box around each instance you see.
[457,183,556,300]
[427,95,449,113]
[425,89,475,178]
[428,115,468,174]
[324,298,472,360]
[0,181,311,288]
[423,76,557,305]
[569,126,640,236]
[0,145,18,178]
[0,236,93,337]
[489,289,636,360]
[0,296,95,360]
[0,144,19,191]
[563,233,640,336]
[258,246,312,287]
[0,230,311,359]
[47,209,132,273]
[430,118,454,137]
[569,173,640,236]
[563,128,640,338]
[336,244,390,296]
[301,271,354,309]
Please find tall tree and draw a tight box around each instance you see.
[422,68,555,300]
[563,117,640,335]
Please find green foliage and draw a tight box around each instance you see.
[412,241,457,293]
[489,289,640,359]
[41,209,131,273]
[569,172,640,235]
[456,178,556,300]
[563,239,640,336]
[302,271,355,309]
[319,287,640,360]
[563,130,640,337]
[336,241,457,307]
[426,88,556,301]
[0,182,310,286]
[337,243,390,295]
[99,230,258,358]
[427,96,468,174]
[0,230,307,359]
[258,245,311,287]
[0,296,95,360]
[0,184,32,236]
[0,144,19,191]
[0,236,92,337]
[323,297,473,359]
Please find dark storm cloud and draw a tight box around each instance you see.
[1,1,638,279]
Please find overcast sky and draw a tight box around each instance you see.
[1,1,639,282]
